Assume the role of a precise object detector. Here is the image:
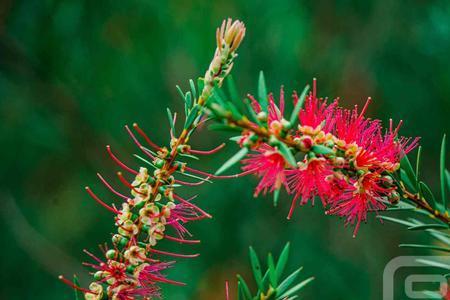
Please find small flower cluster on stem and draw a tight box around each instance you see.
[207,78,449,236]
[59,19,246,299]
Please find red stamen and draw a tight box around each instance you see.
[359,97,372,118]
[149,248,199,258]
[174,179,207,186]
[85,187,121,214]
[313,78,317,98]
[106,145,138,175]
[151,275,186,286]
[59,275,96,294]
[116,172,147,196]
[83,249,104,264]
[287,194,300,220]
[133,123,161,150]
[97,173,129,200]
[225,281,230,300]
[125,125,156,160]
[189,143,226,155]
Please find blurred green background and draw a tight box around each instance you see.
[1,0,449,299]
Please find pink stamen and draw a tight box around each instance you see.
[225,281,230,300]
[164,235,200,244]
[359,97,372,118]
[287,194,300,220]
[189,143,226,155]
[106,145,138,175]
[97,173,128,200]
[173,194,212,219]
[125,125,156,160]
[149,248,199,258]
[175,179,207,186]
[85,187,121,214]
[313,78,317,98]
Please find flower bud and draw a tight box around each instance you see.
[389,191,400,204]
[105,249,117,259]
[295,135,313,152]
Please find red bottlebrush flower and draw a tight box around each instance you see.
[286,158,333,218]
[326,172,391,237]
[136,261,185,287]
[241,144,289,196]
[298,79,338,133]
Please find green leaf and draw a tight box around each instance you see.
[73,275,83,300]
[446,169,450,195]
[399,244,450,253]
[278,142,297,167]
[268,253,277,287]
[215,147,248,175]
[189,79,197,103]
[440,134,447,208]
[184,104,200,129]
[311,145,334,156]
[197,78,205,97]
[377,215,415,227]
[289,85,310,125]
[419,181,437,210]
[176,85,185,100]
[276,267,303,296]
[278,277,314,299]
[243,98,262,125]
[208,123,241,132]
[401,155,417,191]
[408,224,449,231]
[416,259,450,270]
[415,146,422,183]
[167,108,176,133]
[249,246,264,291]
[400,169,416,192]
[258,71,268,112]
[237,275,252,300]
[227,75,241,105]
[273,188,281,207]
[275,243,290,280]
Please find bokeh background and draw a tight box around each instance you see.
[1,1,449,299]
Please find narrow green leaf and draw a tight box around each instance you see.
[289,85,310,125]
[208,123,241,132]
[377,215,416,227]
[249,246,264,291]
[440,134,447,208]
[275,243,290,280]
[176,85,185,100]
[215,147,248,175]
[446,169,450,195]
[400,169,416,191]
[243,98,262,125]
[197,78,205,99]
[278,277,314,298]
[258,71,268,112]
[227,75,241,104]
[311,145,334,156]
[268,253,277,287]
[184,104,200,129]
[415,146,422,183]
[419,181,437,210]
[133,154,156,169]
[276,267,303,296]
[273,188,281,207]
[278,143,296,167]
[167,108,176,133]
[416,259,450,270]
[185,91,192,109]
[401,155,417,190]
[408,224,449,231]
[399,244,450,253]
[179,153,200,160]
[189,79,197,103]
[73,275,83,300]
[237,275,252,300]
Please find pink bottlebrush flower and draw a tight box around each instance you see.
[333,98,381,149]
[326,172,391,237]
[241,144,289,196]
[136,261,185,287]
[286,158,333,218]
[298,79,338,133]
